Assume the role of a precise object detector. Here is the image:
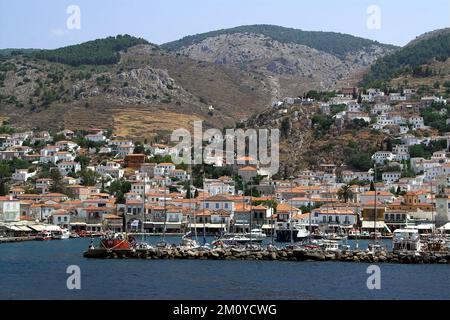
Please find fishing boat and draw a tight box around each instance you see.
[99,232,134,250]
[35,231,53,241]
[320,239,340,252]
[53,228,71,240]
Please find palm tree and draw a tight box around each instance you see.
[338,185,353,203]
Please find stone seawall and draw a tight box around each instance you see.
[84,247,450,264]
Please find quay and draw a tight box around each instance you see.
[0,236,37,243]
[83,247,450,264]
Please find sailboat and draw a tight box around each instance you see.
[156,181,169,248]
[180,163,200,249]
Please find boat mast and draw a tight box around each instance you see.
[189,161,197,240]
[374,163,377,245]
[290,176,294,245]
[142,171,146,239]
[202,167,206,245]
[249,183,253,245]
[162,177,167,244]
[308,181,312,244]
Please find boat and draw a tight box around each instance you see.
[53,228,71,240]
[323,233,347,241]
[366,243,386,254]
[393,229,422,252]
[348,229,361,239]
[35,231,53,241]
[320,239,340,252]
[99,232,134,250]
[216,234,263,245]
[70,232,80,238]
[134,242,153,250]
[155,240,169,249]
[180,235,201,249]
[244,228,267,241]
[296,226,310,241]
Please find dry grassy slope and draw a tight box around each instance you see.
[389,59,450,91]
[0,45,272,139]
[122,45,272,123]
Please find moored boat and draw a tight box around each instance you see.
[53,228,71,240]
[35,231,53,241]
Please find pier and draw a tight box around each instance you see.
[83,247,450,264]
[0,236,37,243]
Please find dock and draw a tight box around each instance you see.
[83,247,450,264]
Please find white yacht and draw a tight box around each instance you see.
[296,226,310,240]
[244,228,267,241]
[53,228,70,240]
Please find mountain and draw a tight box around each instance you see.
[0,36,271,139]
[162,24,397,58]
[362,28,450,87]
[162,25,397,97]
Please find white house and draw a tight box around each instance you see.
[382,172,402,184]
[0,196,20,222]
[58,161,81,176]
[12,169,36,182]
[372,151,395,164]
[85,132,106,143]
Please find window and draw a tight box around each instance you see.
[322,216,327,223]
[205,203,209,209]
[215,203,220,209]
[224,203,229,209]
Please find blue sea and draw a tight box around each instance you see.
[0,236,449,300]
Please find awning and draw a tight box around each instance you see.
[28,225,46,231]
[16,226,33,232]
[406,224,434,230]
[187,223,226,229]
[6,225,22,231]
[42,225,61,231]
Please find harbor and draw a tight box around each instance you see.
[1,237,449,300]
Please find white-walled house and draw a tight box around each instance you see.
[58,161,81,175]
[382,172,402,184]
[0,197,20,222]
[372,151,395,164]
[85,132,106,143]
[12,169,36,182]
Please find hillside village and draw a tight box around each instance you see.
[1,80,450,240]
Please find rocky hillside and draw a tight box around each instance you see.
[243,103,388,179]
[0,37,271,140]
[163,25,396,98]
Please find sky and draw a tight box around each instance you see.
[0,0,449,49]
